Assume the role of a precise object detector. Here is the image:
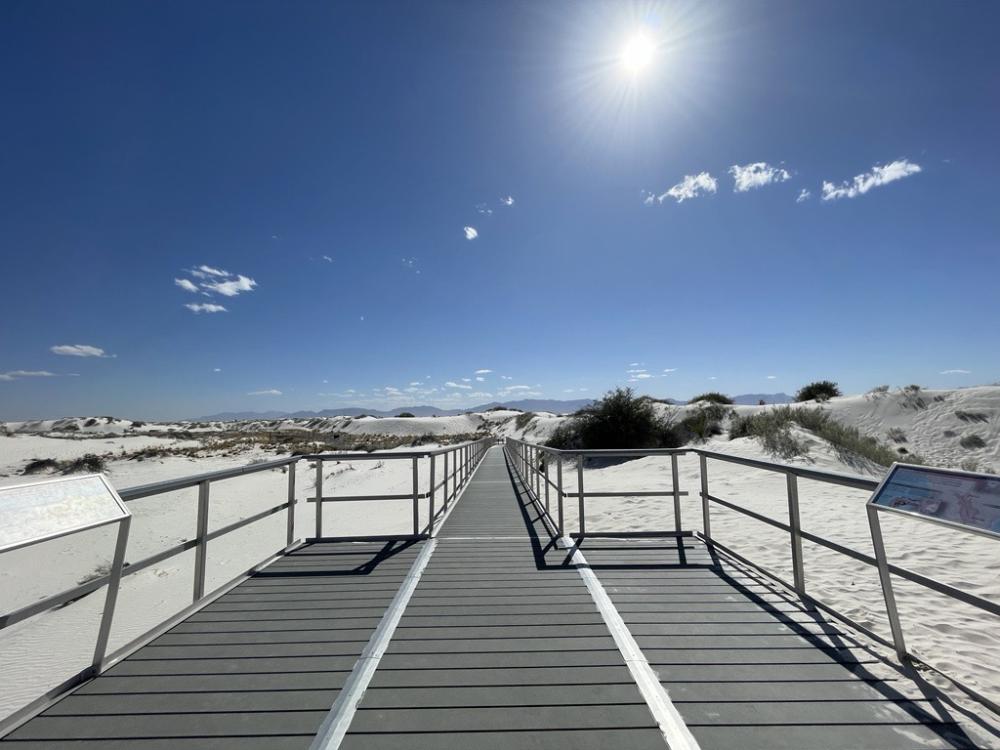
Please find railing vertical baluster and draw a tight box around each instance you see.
[92,515,131,672]
[557,453,564,537]
[868,505,908,661]
[315,460,323,539]
[671,454,682,535]
[544,453,550,516]
[429,454,436,536]
[412,457,419,536]
[443,450,449,510]
[786,474,806,596]
[577,454,585,537]
[286,460,297,546]
[193,480,210,601]
[699,454,711,540]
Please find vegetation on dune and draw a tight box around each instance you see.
[795,381,842,402]
[547,388,684,450]
[396,412,415,418]
[689,392,734,405]
[960,434,986,450]
[22,454,107,475]
[514,412,537,431]
[730,406,921,467]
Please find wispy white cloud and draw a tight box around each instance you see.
[940,369,971,375]
[445,381,473,390]
[0,370,58,382]
[657,172,718,203]
[475,369,492,375]
[213,368,222,372]
[185,303,228,313]
[248,389,282,396]
[663,368,678,373]
[476,203,493,215]
[401,257,420,275]
[203,274,256,297]
[500,375,513,381]
[767,375,777,379]
[501,196,514,206]
[180,266,257,302]
[51,344,115,358]
[476,376,485,382]
[821,159,922,201]
[321,255,333,263]
[174,278,199,293]
[190,265,228,279]
[463,226,478,240]
[729,162,791,192]
[796,188,811,203]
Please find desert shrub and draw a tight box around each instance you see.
[960,434,986,450]
[899,384,927,410]
[23,458,59,475]
[689,392,734,405]
[729,408,808,459]
[55,423,80,432]
[396,412,415,418]
[943,430,957,438]
[514,412,537,431]
[886,428,907,443]
[61,454,107,474]
[130,420,146,428]
[679,403,732,442]
[84,418,98,427]
[546,387,680,450]
[795,381,841,402]
[955,410,988,423]
[866,385,890,400]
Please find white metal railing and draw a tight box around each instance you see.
[504,437,1000,708]
[0,437,492,733]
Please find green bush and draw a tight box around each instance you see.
[729,408,808,459]
[396,412,415,418]
[679,403,732,442]
[689,392,734,405]
[795,381,842,402]
[514,412,537,431]
[886,428,907,443]
[546,387,680,450]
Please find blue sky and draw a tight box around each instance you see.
[2,0,999,420]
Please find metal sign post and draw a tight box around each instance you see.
[867,462,1000,662]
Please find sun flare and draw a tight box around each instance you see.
[621,31,656,75]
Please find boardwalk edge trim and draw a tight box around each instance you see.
[565,537,703,750]
[307,538,439,750]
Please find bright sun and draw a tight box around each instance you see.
[621,32,656,75]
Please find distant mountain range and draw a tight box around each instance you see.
[193,393,794,422]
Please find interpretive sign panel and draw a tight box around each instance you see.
[0,474,129,553]
[869,463,1000,538]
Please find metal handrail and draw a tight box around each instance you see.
[0,436,493,732]
[504,436,1000,680]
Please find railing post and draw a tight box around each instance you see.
[544,453,550,516]
[429,454,436,536]
[535,448,541,499]
[557,453,565,537]
[193,480,210,601]
[412,457,419,536]
[868,505,908,661]
[443,451,449,510]
[315,460,323,539]
[786,474,806,596]
[699,454,711,540]
[671,454,682,535]
[286,460,297,546]
[577,454,585,537]
[92,515,131,672]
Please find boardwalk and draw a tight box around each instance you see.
[3,447,998,748]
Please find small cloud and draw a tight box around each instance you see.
[729,162,791,192]
[175,278,199,293]
[709,376,717,380]
[461,377,471,382]
[940,369,971,375]
[628,362,641,367]
[475,369,492,375]
[500,375,513,380]
[0,370,58,382]
[464,226,478,240]
[214,368,222,373]
[501,195,514,206]
[190,265,229,279]
[321,255,333,263]
[186,303,228,314]
[663,368,678,373]
[476,203,493,215]
[51,344,114,358]
[409,381,423,386]
[248,389,282,396]
[445,381,473,390]
[656,172,717,203]
[203,274,256,297]
[796,188,811,203]
[767,375,777,380]
[821,159,921,201]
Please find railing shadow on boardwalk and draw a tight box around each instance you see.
[499,449,998,750]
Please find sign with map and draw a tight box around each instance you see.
[870,463,1000,538]
[0,474,129,554]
